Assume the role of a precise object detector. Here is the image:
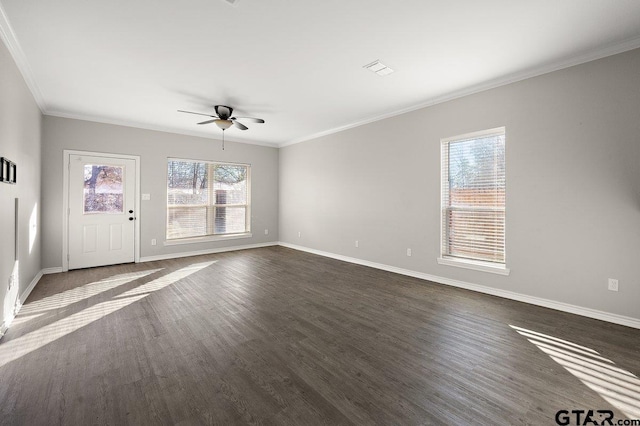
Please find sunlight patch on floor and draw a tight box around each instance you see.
[116,262,215,298]
[0,262,215,368]
[9,312,50,327]
[18,269,163,318]
[510,325,640,419]
[0,295,146,368]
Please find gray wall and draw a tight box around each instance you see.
[42,117,279,269]
[279,48,640,320]
[0,38,42,329]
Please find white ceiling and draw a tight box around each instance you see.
[2,0,640,147]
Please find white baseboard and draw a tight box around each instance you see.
[1,269,45,338]
[278,242,640,330]
[19,270,42,306]
[139,241,279,263]
[42,267,63,274]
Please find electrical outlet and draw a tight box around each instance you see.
[151,239,157,246]
[355,240,359,248]
[407,248,412,257]
[608,278,619,292]
[298,231,301,238]
[264,229,269,235]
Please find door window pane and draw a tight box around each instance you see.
[83,165,124,214]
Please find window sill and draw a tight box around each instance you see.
[164,232,253,246]
[437,257,510,276]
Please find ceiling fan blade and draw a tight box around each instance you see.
[232,120,248,130]
[178,109,217,118]
[197,119,217,125]
[231,116,265,123]
[214,105,233,120]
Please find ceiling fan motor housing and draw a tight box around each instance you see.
[214,105,233,120]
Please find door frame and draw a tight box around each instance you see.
[62,149,141,272]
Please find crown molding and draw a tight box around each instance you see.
[280,35,640,148]
[0,3,47,112]
[45,110,280,148]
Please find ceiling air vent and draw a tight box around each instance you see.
[363,60,394,76]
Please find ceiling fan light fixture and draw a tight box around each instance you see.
[215,119,233,130]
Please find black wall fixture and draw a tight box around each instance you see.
[0,157,17,184]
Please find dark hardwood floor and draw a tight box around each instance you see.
[1,246,638,425]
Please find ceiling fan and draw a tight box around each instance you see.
[178,105,265,149]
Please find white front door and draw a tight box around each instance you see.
[68,154,136,269]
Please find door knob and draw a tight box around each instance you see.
[129,210,134,214]
[129,217,134,221]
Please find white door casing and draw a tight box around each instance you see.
[65,152,139,270]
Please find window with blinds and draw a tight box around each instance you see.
[441,128,505,266]
[166,159,250,240]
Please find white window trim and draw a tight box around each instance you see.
[166,157,251,242]
[437,256,510,275]
[440,127,505,145]
[439,127,508,273]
